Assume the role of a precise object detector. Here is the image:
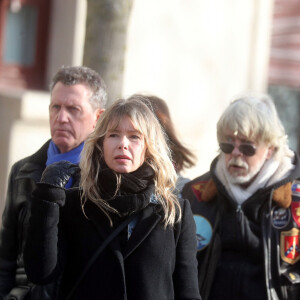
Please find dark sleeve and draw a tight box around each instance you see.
[0,258,16,299]
[0,164,20,297]
[23,186,66,284]
[173,199,201,300]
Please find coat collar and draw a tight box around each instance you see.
[124,204,161,258]
[15,140,50,182]
[84,200,162,258]
[201,178,293,208]
[201,151,300,208]
[84,200,112,239]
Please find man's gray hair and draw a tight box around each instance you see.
[50,66,107,109]
[217,94,288,152]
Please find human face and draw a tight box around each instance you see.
[103,116,146,173]
[221,132,274,185]
[50,82,104,153]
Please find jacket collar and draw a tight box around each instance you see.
[203,152,300,208]
[15,140,50,182]
[201,179,292,208]
[124,204,161,258]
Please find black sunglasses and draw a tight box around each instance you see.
[219,142,256,157]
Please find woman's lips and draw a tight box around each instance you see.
[115,155,131,160]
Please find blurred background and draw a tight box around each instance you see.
[0,0,299,217]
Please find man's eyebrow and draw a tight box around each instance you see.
[239,137,254,143]
[66,104,81,108]
[224,135,253,143]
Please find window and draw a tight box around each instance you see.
[0,0,52,90]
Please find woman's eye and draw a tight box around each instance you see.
[108,133,118,138]
[130,135,140,140]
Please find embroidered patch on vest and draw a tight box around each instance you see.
[288,272,300,283]
[193,215,213,251]
[291,181,300,227]
[280,228,300,264]
[191,181,208,202]
[291,200,300,228]
[292,181,300,196]
[271,206,290,229]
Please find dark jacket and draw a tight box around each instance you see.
[24,185,201,300]
[182,154,300,300]
[0,140,58,300]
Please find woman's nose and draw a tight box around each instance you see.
[118,137,128,149]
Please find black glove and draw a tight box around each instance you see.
[39,160,80,188]
[34,161,80,206]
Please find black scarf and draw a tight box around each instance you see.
[98,161,155,217]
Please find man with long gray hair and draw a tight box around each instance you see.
[0,66,107,299]
[182,94,300,300]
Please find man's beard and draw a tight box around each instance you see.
[225,156,266,185]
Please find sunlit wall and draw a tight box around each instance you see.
[123,0,274,179]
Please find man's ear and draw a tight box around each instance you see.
[93,108,105,128]
[97,108,105,120]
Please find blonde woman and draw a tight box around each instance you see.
[24,96,200,300]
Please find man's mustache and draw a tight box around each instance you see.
[228,157,248,170]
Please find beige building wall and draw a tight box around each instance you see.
[46,0,87,82]
[0,0,273,216]
[0,90,50,217]
[123,0,274,180]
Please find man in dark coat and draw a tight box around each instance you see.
[0,66,106,300]
[182,94,300,300]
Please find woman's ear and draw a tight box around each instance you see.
[266,145,275,160]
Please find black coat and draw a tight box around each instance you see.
[24,186,201,300]
[0,140,58,300]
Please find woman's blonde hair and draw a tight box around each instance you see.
[80,95,181,227]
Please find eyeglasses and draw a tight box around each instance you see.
[219,142,256,156]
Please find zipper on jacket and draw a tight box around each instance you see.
[236,203,246,246]
[236,204,244,223]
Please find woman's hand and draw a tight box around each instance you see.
[39,161,80,188]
